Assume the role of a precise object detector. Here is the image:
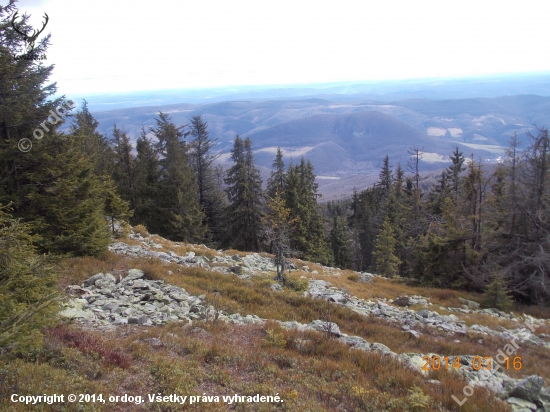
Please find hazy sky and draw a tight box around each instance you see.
[14,0,550,96]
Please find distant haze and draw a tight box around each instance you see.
[15,0,550,96]
[86,77,550,198]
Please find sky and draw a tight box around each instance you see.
[13,0,550,96]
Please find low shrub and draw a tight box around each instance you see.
[347,273,360,282]
[133,224,149,237]
[285,275,309,292]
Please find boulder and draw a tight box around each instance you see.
[125,269,144,282]
[508,376,545,403]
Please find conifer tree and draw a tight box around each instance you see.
[0,4,112,257]
[407,147,424,221]
[0,205,61,352]
[150,112,205,242]
[70,100,114,176]
[447,146,466,197]
[372,217,401,278]
[111,125,136,212]
[330,216,352,268]
[378,154,394,194]
[0,0,61,210]
[25,129,112,256]
[263,190,295,281]
[224,136,264,251]
[133,127,160,228]
[482,273,513,311]
[284,158,332,265]
[102,175,133,236]
[189,115,225,244]
[267,147,286,198]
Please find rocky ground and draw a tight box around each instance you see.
[60,232,550,411]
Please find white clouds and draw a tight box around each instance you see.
[16,0,550,95]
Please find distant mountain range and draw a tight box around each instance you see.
[83,74,550,198]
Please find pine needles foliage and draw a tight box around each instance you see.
[483,273,513,311]
[0,205,61,354]
[372,217,401,278]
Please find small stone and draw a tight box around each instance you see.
[82,273,105,288]
[394,296,411,307]
[306,320,342,337]
[142,338,162,347]
[406,330,421,339]
[128,315,148,325]
[189,327,209,336]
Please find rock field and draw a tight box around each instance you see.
[60,233,550,411]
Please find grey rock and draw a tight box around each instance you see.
[189,305,203,313]
[369,342,392,353]
[506,397,538,411]
[189,327,209,336]
[65,285,91,296]
[394,296,410,307]
[125,269,145,282]
[358,273,373,283]
[82,273,105,288]
[306,320,342,337]
[142,338,162,347]
[128,315,148,325]
[230,266,242,274]
[459,297,481,309]
[340,335,371,351]
[406,330,421,339]
[509,376,545,403]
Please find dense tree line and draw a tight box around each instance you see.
[322,134,550,305]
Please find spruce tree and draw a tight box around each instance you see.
[377,154,394,194]
[0,8,112,257]
[267,147,285,198]
[0,205,61,352]
[111,125,136,212]
[372,217,401,278]
[189,115,225,245]
[263,190,294,281]
[284,158,332,265]
[224,136,264,251]
[482,273,513,311]
[70,100,114,176]
[0,0,61,211]
[330,216,352,268]
[447,146,466,197]
[25,129,111,256]
[133,127,160,229]
[102,175,133,236]
[150,112,205,242]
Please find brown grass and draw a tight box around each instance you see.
[0,322,511,411]
[39,236,550,412]
[55,252,550,384]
